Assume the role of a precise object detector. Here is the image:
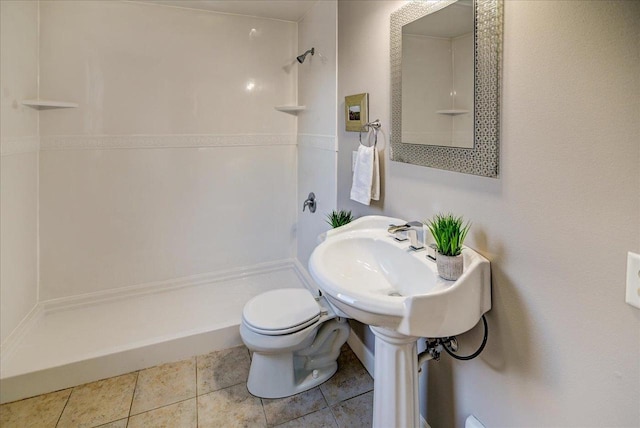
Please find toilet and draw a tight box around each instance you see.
[240,288,350,399]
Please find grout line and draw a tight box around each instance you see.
[126,371,140,421]
[54,389,73,427]
[194,355,199,427]
[128,397,195,421]
[195,354,200,397]
[127,359,198,417]
[259,396,269,427]
[328,404,341,428]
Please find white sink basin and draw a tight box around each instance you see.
[309,215,491,338]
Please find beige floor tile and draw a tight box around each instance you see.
[130,357,196,415]
[197,346,251,395]
[57,372,137,428]
[320,346,373,406]
[262,386,327,426]
[0,388,71,428]
[95,418,128,427]
[128,398,196,428]
[197,383,266,428]
[273,407,337,428]
[330,391,373,428]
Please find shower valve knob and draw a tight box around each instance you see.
[302,192,316,213]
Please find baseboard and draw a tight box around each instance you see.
[346,328,375,378]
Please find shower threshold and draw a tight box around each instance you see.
[0,260,310,404]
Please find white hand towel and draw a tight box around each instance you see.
[350,144,380,205]
[371,145,380,201]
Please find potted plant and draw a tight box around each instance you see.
[424,213,471,280]
[326,210,354,228]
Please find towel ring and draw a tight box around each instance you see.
[359,119,382,148]
[359,127,377,148]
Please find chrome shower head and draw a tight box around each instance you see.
[296,47,315,64]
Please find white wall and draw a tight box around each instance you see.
[338,1,640,426]
[402,33,473,147]
[451,33,473,147]
[37,1,298,299]
[0,1,39,345]
[296,1,338,268]
[402,35,453,146]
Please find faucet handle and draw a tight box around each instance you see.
[388,223,410,234]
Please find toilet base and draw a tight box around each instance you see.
[247,351,337,398]
[240,294,350,399]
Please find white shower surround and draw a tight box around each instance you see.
[1,0,290,401]
[0,0,341,404]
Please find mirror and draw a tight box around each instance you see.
[390,0,503,177]
[402,1,474,148]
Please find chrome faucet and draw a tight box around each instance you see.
[388,221,424,251]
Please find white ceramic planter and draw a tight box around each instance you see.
[436,253,463,280]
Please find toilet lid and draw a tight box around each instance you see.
[242,289,321,335]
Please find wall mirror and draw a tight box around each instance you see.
[390,0,503,177]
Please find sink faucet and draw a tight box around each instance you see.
[388,221,424,251]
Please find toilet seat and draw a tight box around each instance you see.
[242,289,321,336]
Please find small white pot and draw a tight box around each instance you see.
[436,253,463,280]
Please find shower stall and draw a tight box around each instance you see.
[0,0,338,403]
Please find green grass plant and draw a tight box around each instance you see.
[326,210,354,228]
[424,213,471,257]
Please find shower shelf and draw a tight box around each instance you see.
[22,99,79,109]
[436,109,469,115]
[274,105,306,114]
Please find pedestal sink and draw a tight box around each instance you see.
[309,216,491,428]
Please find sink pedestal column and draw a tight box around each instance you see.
[370,326,420,428]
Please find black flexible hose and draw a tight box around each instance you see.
[442,315,488,361]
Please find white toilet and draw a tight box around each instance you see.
[240,288,350,398]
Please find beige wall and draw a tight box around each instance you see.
[37,1,298,299]
[0,1,40,345]
[338,1,640,426]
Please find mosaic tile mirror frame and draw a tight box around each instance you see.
[390,0,503,177]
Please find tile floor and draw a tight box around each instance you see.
[0,344,374,428]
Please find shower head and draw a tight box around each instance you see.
[296,47,315,64]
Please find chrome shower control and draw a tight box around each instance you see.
[302,192,316,213]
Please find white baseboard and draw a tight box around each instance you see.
[346,328,375,378]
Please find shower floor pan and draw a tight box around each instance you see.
[0,261,309,404]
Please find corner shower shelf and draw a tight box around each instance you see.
[274,105,306,114]
[22,99,79,109]
[436,109,469,115]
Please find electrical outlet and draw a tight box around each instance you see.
[352,151,357,172]
[626,252,640,309]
